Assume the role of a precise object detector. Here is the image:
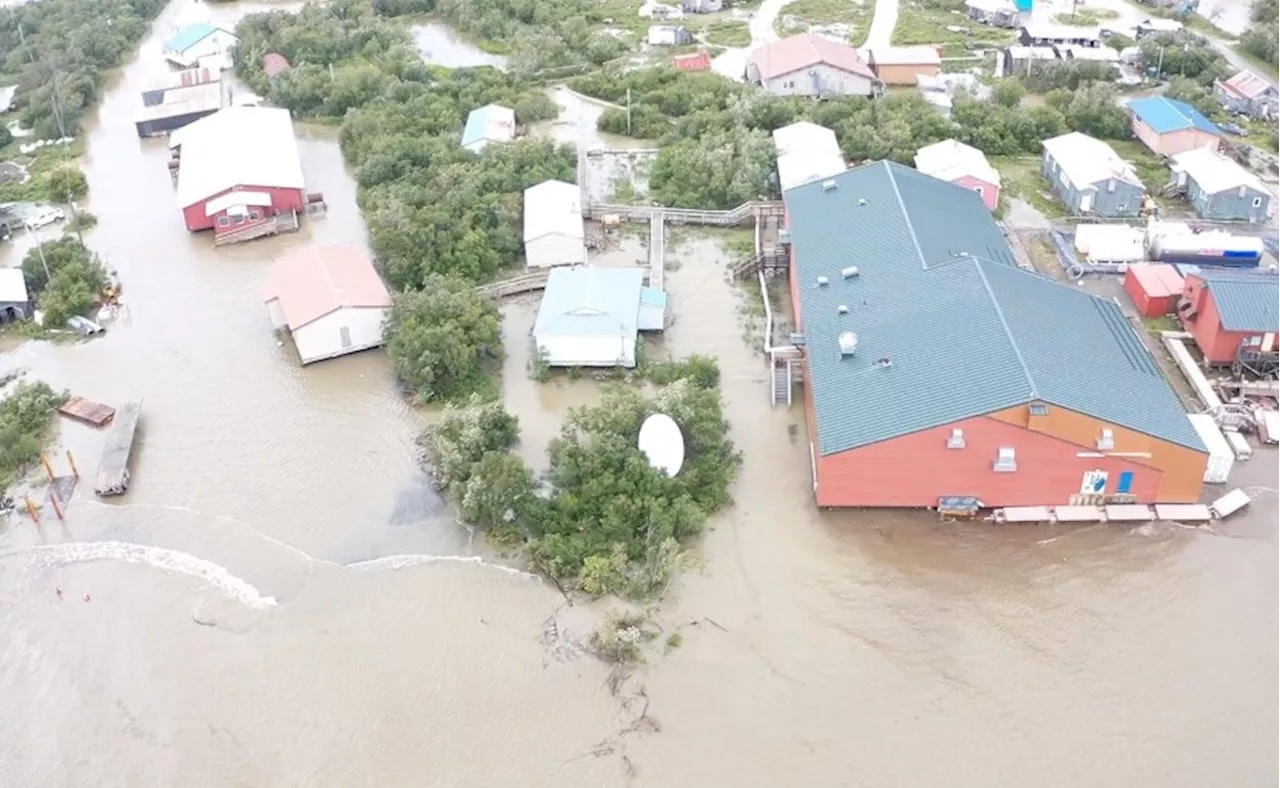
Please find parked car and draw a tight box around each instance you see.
[23,207,65,231]
[1219,122,1249,136]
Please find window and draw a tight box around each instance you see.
[1096,428,1115,450]
[339,326,352,349]
[1238,185,1247,198]
[947,428,966,449]
[1253,196,1263,207]
[217,216,230,227]
[1107,179,1116,193]
[993,447,1017,472]
[1029,403,1049,416]
[249,210,261,220]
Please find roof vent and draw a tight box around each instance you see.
[841,265,859,279]
[857,198,868,206]
[838,331,858,357]
[875,357,892,368]
[816,276,829,287]
[837,304,848,314]
[821,179,837,191]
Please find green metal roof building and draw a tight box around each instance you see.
[782,161,1206,508]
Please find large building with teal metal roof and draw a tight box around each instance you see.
[782,161,1207,508]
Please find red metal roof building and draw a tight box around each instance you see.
[672,51,711,71]
[1123,263,1184,318]
[1177,271,1280,367]
[170,107,306,239]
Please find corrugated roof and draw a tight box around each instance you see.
[913,139,1000,188]
[1221,70,1273,101]
[173,107,305,209]
[641,287,668,308]
[163,23,223,55]
[262,245,391,329]
[534,267,644,336]
[524,180,584,242]
[0,85,19,111]
[747,34,876,81]
[784,161,1204,455]
[1128,96,1221,136]
[1128,263,1184,298]
[461,104,515,148]
[1171,147,1268,196]
[867,45,942,66]
[1199,271,1279,332]
[1042,132,1142,190]
[0,268,29,303]
[772,121,841,157]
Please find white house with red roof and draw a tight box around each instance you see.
[913,139,1002,211]
[262,245,393,365]
[745,34,881,98]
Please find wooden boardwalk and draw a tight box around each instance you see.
[647,211,664,291]
[475,270,550,299]
[95,400,141,497]
[58,397,115,427]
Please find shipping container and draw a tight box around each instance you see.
[1123,263,1184,317]
[1223,429,1252,460]
[1187,413,1234,483]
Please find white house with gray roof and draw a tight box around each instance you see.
[533,267,666,368]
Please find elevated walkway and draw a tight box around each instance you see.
[213,211,300,247]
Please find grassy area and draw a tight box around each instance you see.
[1231,44,1280,82]
[1051,8,1119,25]
[701,19,752,46]
[775,0,872,42]
[1109,139,1172,194]
[1141,315,1180,332]
[0,141,86,204]
[991,155,1070,219]
[891,0,1016,52]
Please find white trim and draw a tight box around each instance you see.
[808,442,818,492]
[1076,451,1152,458]
[205,190,273,217]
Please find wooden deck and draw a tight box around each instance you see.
[94,400,141,497]
[57,397,116,427]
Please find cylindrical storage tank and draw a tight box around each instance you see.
[1150,234,1264,267]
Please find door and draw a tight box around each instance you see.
[1117,471,1134,494]
[1079,192,1094,213]
[339,326,352,349]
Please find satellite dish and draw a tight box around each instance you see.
[638,413,685,478]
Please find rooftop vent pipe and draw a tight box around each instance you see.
[837,304,848,314]
[838,331,858,357]
[857,198,868,206]
[816,276,829,287]
[822,180,837,191]
[841,266,859,279]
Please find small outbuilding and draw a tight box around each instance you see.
[1214,70,1278,120]
[1018,23,1101,47]
[672,51,712,71]
[461,104,516,153]
[262,245,393,365]
[1178,270,1279,367]
[162,22,237,69]
[524,180,586,269]
[0,85,15,114]
[1170,147,1273,223]
[1123,263,1184,317]
[1041,132,1145,217]
[964,0,1019,27]
[142,68,220,108]
[0,268,30,322]
[533,267,665,368]
[863,46,942,86]
[1128,96,1221,156]
[772,121,846,193]
[913,139,1001,211]
[648,24,693,45]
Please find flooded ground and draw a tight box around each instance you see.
[2,1,1278,785]
[410,21,509,70]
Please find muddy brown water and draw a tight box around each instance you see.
[2,2,1279,785]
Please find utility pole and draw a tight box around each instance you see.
[1155,45,1165,80]
[626,88,632,136]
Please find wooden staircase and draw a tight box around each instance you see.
[213,211,300,247]
[771,358,793,407]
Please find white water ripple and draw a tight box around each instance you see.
[2,542,278,610]
[345,553,542,581]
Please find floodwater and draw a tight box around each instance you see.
[2,1,1279,785]
[410,21,509,70]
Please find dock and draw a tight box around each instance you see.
[57,396,116,427]
[991,490,1251,524]
[94,400,141,497]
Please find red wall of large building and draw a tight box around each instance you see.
[1179,275,1268,365]
[183,185,306,232]
[810,409,1187,508]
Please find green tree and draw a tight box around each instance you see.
[992,78,1025,108]
[456,451,538,529]
[384,278,504,402]
[1240,0,1279,66]
[1046,83,1131,140]
[45,166,88,200]
[21,236,110,327]
[0,381,67,491]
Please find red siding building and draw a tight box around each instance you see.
[1177,270,1279,365]
[171,107,306,237]
[783,162,1207,509]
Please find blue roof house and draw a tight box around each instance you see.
[461,104,516,154]
[533,267,661,368]
[162,22,237,69]
[1128,96,1222,157]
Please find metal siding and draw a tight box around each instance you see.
[765,64,874,97]
[1197,181,1272,222]
[185,185,306,232]
[814,414,1169,508]
[537,333,634,368]
[1088,178,1143,218]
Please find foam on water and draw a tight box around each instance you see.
[345,553,542,581]
[2,542,278,610]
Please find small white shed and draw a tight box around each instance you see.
[1187,413,1234,484]
[534,267,650,368]
[523,180,586,269]
[0,268,30,321]
[262,245,393,365]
